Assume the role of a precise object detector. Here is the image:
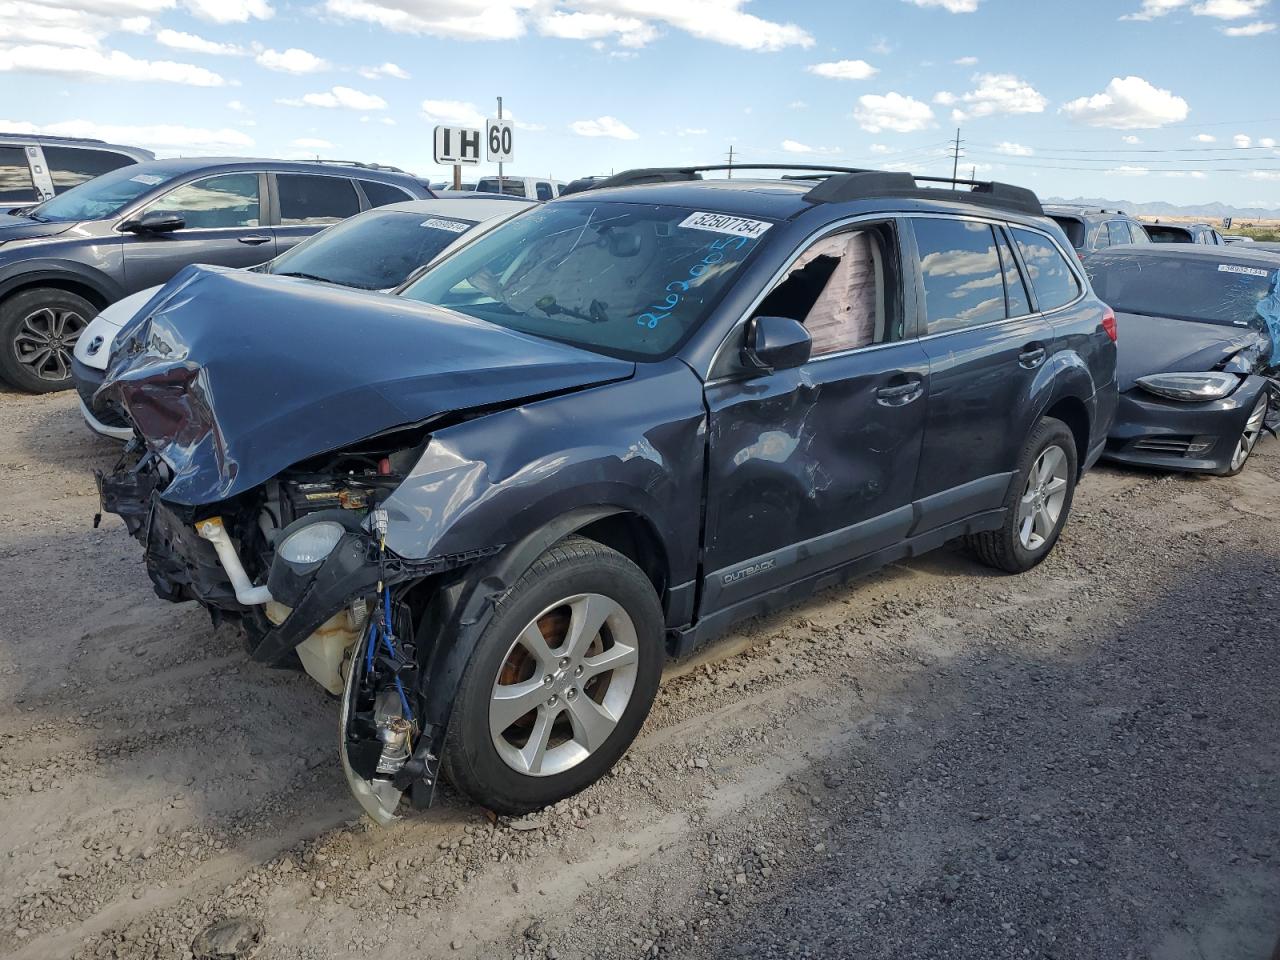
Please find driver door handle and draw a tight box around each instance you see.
[238,235,271,245]
[876,379,924,406]
[1019,344,1048,369]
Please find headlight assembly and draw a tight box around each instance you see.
[278,520,346,565]
[1135,371,1240,403]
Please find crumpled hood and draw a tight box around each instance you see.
[0,213,76,243]
[1115,311,1270,391]
[98,265,635,506]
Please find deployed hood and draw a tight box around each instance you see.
[0,213,76,243]
[98,265,635,505]
[1115,311,1270,391]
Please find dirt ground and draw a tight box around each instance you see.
[1,389,1277,960]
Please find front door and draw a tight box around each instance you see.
[121,172,273,293]
[906,215,1054,529]
[700,220,929,616]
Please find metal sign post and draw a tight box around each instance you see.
[497,96,503,196]
[485,105,515,196]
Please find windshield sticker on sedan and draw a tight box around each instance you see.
[129,174,165,185]
[678,212,773,239]
[421,218,470,233]
[1219,264,1270,278]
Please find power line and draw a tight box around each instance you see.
[968,140,1279,156]
[967,149,1280,165]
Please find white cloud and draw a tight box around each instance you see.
[421,99,486,127]
[807,59,877,80]
[324,0,811,50]
[948,73,1047,121]
[676,127,707,135]
[256,47,328,73]
[0,44,225,85]
[780,139,841,155]
[870,36,892,54]
[995,141,1033,156]
[292,137,334,149]
[1222,19,1276,32]
[119,15,152,32]
[156,28,243,55]
[186,0,273,22]
[1192,0,1267,17]
[280,85,386,109]
[570,115,639,139]
[357,61,410,79]
[903,0,980,11]
[1233,133,1253,147]
[854,92,935,133]
[1061,76,1189,129]
[1120,0,1188,20]
[1106,165,1150,176]
[1193,133,1216,142]
[869,143,891,154]
[0,117,252,152]
[1246,170,1280,180]
[1261,137,1277,147]
[1163,170,1207,178]
[953,55,978,65]
[789,100,808,109]
[1122,135,1142,144]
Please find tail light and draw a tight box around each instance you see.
[1101,306,1117,343]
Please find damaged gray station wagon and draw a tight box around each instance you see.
[97,166,1118,822]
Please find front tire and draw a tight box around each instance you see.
[969,417,1078,574]
[0,288,96,393]
[1218,392,1268,477]
[443,536,664,815]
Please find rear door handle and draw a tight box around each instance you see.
[1018,344,1047,369]
[237,235,272,245]
[876,379,924,406]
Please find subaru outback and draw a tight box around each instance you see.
[97,165,1118,822]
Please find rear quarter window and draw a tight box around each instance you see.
[1049,216,1086,250]
[359,179,414,208]
[44,147,135,191]
[0,146,37,203]
[1010,228,1082,311]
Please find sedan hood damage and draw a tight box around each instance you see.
[98,265,635,506]
[1114,311,1271,391]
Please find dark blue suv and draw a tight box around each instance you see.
[98,165,1117,821]
[0,157,430,392]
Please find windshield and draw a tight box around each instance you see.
[270,209,481,290]
[27,163,186,222]
[398,201,771,359]
[1087,254,1280,328]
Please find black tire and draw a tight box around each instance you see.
[1215,391,1268,477]
[0,288,97,393]
[443,536,664,815]
[969,417,1078,574]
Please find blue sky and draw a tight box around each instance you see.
[3,0,1279,206]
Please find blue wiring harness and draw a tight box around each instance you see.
[367,510,414,724]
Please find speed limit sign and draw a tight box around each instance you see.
[486,118,514,163]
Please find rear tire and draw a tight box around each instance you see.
[0,288,97,393]
[969,417,1078,574]
[443,536,664,815]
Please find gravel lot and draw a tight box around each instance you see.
[1,388,1277,960]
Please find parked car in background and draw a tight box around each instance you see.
[474,175,566,200]
[72,195,536,439]
[0,133,153,210]
[1143,222,1225,245]
[1223,235,1256,245]
[0,157,430,392]
[97,164,1117,822]
[1086,245,1280,476]
[1043,204,1152,255]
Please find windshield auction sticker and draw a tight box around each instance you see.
[1219,264,1270,278]
[421,218,471,233]
[129,174,165,185]
[679,212,773,239]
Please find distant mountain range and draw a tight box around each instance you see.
[1046,197,1280,221]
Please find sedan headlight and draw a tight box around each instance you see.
[278,520,346,565]
[1135,371,1240,402]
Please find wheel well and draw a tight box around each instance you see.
[1043,396,1090,476]
[2,277,109,312]
[574,513,668,596]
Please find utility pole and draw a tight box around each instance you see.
[951,127,963,188]
[970,165,976,181]
[726,144,735,179]
[497,95,504,196]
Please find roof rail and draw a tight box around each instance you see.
[313,159,409,173]
[586,164,1044,217]
[0,132,108,145]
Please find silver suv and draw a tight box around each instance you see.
[0,133,153,209]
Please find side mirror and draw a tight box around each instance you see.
[122,211,185,234]
[743,315,811,372]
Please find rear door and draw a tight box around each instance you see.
[120,171,274,293]
[700,219,929,614]
[908,215,1054,530]
[271,173,362,254]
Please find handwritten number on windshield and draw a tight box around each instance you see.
[637,235,752,329]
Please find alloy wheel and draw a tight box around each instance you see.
[13,306,88,383]
[1017,444,1069,551]
[489,593,639,777]
[1230,394,1269,473]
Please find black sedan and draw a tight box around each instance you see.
[1086,245,1280,476]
